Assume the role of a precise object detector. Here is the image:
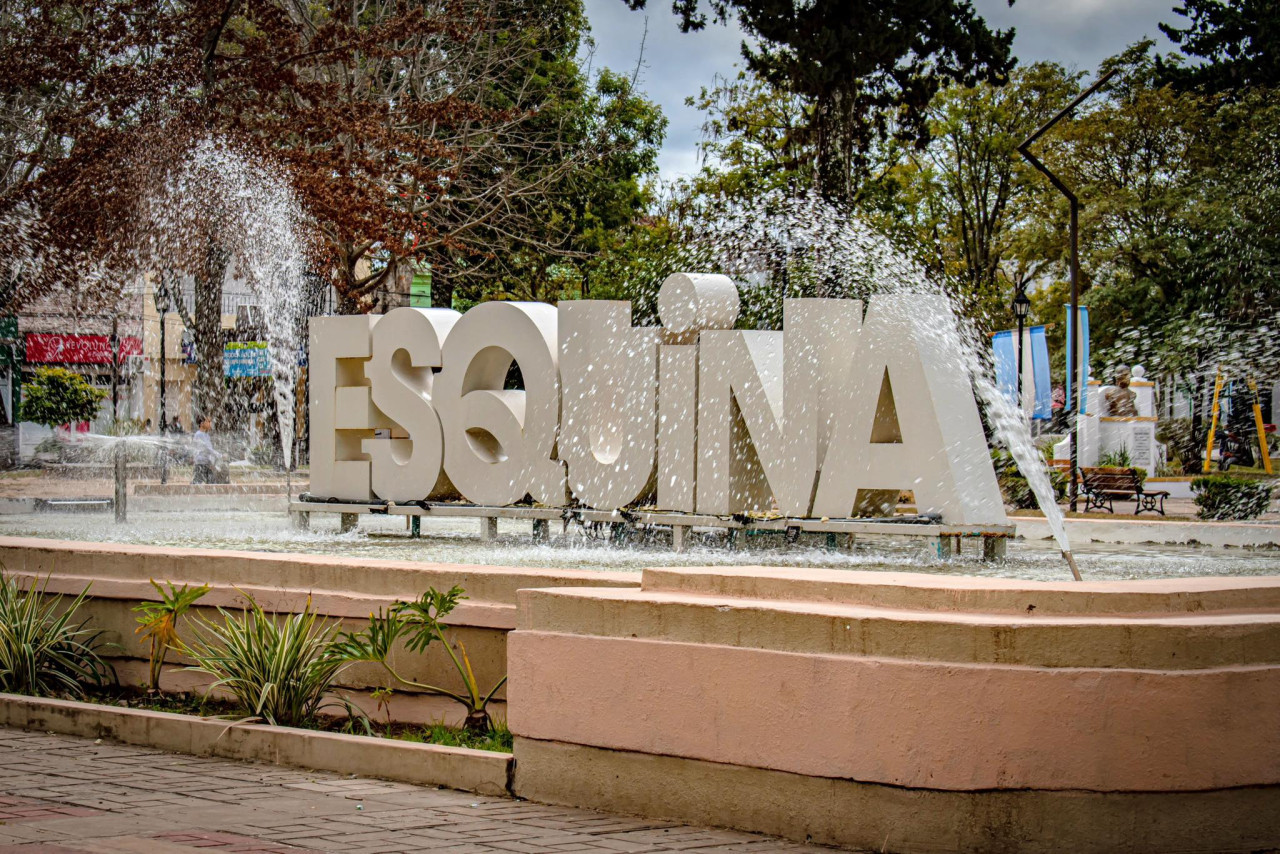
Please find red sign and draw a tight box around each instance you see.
[25,333,143,365]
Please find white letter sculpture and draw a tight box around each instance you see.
[558,301,663,509]
[811,294,1005,525]
[307,277,1007,527]
[362,307,459,502]
[433,301,566,507]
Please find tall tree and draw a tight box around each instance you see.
[622,0,1015,200]
[1159,0,1279,92]
[896,63,1080,330]
[5,0,662,417]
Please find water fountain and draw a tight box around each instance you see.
[1,143,1275,583]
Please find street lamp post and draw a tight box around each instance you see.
[1012,286,1031,406]
[154,284,170,484]
[1018,69,1116,513]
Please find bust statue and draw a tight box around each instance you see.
[1103,366,1139,417]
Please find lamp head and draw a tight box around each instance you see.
[1012,289,1031,319]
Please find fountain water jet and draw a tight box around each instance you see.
[670,190,1081,576]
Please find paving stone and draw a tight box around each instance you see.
[0,728,824,854]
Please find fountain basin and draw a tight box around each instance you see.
[508,566,1280,853]
[0,536,636,725]
[3,535,1278,851]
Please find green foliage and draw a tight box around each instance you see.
[686,70,812,199]
[183,594,353,728]
[1096,451,1147,485]
[18,367,106,429]
[1191,475,1273,520]
[398,720,513,753]
[1159,0,1280,92]
[332,586,506,733]
[628,0,1014,199]
[893,62,1082,332]
[133,580,209,693]
[1157,418,1201,472]
[991,447,1066,510]
[0,574,114,698]
[1098,449,1133,468]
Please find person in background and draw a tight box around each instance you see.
[192,417,217,484]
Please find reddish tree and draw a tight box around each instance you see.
[3,0,596,415]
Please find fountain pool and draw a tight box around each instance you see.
[1,508,1276,582]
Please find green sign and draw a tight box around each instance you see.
[410,270,431,308]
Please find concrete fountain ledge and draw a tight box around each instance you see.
[7,536,1280,851]
[0,693,511,796]
[509,566,1280,853]
[0,535,639,631]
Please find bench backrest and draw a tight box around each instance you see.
[1081,467,1141,492]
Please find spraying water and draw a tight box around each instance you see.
[637,189,1080,576]
[136,137,311,471]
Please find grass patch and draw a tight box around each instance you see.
[393,721,512,753]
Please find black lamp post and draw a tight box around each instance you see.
[1012,287,1031,404]
[154,284,170,484]
[1018,69,1116,513]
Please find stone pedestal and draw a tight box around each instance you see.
[1054,372,1165,470]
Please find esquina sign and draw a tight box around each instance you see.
[308,273,1006,525]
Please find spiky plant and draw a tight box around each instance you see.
[331,586,506,733]
[0,573,115,698]
[183,594,352,728]
[133,580,210,692]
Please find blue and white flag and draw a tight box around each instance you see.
[1064,305,1090,413]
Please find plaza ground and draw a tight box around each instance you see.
[0,728,814,854]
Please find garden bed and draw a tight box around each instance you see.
[85,685,514,752]
[0,692,513,796]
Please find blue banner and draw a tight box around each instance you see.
[1064,305,1090,412]
[1030,325,1052,420]
[992,330,1017,407]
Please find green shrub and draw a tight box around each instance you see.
[1191,475,1273,520]
[0,574,115,698]
[133,580,210,692]
[1098,448,1132,468]
[183,594,354,727]
[19,367,106,429]
[992,447,1067,509]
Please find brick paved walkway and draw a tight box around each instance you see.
[0,729,819,854]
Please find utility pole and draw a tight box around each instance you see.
[1018,69,1115,513]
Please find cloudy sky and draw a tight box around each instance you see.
[581,0,1180,179]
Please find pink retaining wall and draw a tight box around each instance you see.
[510,632,1280,792]
[508,567,1280,850]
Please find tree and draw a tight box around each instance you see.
[893,63,1080,331]
[623,0,1014,200]
[687,70,812,199]
[18,367,106,428]
[1159,0,1280,92]
[5,0,664,419]
[456,65,668,305]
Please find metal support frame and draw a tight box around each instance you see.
[289,500,1015,562]
[1018,69,1116,513]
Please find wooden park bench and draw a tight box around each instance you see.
[1079,467,1170,516]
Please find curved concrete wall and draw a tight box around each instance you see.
[509,566,1280,852]
[0,536,639,724]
